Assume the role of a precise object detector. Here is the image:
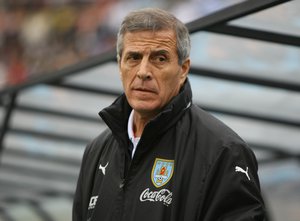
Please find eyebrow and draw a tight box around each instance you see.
[125,49,170,56]
[152,50,169,56]
[126,51,141,56]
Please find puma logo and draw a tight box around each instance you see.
[99,162,109,175]
[235,166,250,180]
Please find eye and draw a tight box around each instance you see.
[152,55,167,63]
[127,53,141,61]
[124,53,142,66]
[158,56,166,62]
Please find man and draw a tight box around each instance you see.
[73,8,266,221]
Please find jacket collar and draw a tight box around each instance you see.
[99,78,193,145]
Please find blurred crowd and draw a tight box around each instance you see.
[0,0,123,87]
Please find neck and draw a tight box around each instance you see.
[133,111,157,137]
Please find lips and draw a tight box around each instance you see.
[132,86,157,94]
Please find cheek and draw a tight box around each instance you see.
[163,69,182,87]
[120,66,131,82]
[122,75,131,90]
[121,70,136,93]
[160,76,181,98]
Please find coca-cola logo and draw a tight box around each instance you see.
[140,188,173,206]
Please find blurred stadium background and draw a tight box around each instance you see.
[0,0,299,220]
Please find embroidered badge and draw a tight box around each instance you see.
[151,158,174,188]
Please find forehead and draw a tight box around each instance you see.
[122,29,177,53]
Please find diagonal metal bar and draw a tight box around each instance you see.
[186,0,292,33]
[257,154,296,164]
[16,104,101,123]
[9,128,90,144]
[47,81,121,97]
[201,104,300,128]
[249,142,300,165]
[189,66,300,92]
[0,48,117,96]
[206,24,300,47]
[0,93,17,158]
[3,148,81,167]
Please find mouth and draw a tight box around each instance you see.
[133,87,156,94]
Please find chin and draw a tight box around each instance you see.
[131,102,160,115]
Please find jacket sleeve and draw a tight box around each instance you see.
[72,129,113,221]
[72,143,91,221]
[200,142,267,221]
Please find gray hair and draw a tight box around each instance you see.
[116,8,190,65]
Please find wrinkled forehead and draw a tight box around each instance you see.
[122,29,177,52]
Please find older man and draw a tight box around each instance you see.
[73,8,266,221]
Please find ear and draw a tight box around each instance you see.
[179,58,190,85]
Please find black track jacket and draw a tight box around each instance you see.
[73,80,266,221]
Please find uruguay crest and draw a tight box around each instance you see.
[151,158,174,188]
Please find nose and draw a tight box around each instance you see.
[137,72,152,81]
[137,58,152,81]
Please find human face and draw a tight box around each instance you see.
[119,30,190,118]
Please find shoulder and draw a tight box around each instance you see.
[87,128,113,153]
[81,128,114,167]
[187,105,243,142]
[184,104,253,158]
[186,106,259,176]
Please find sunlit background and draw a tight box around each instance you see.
[0,0,299,221]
